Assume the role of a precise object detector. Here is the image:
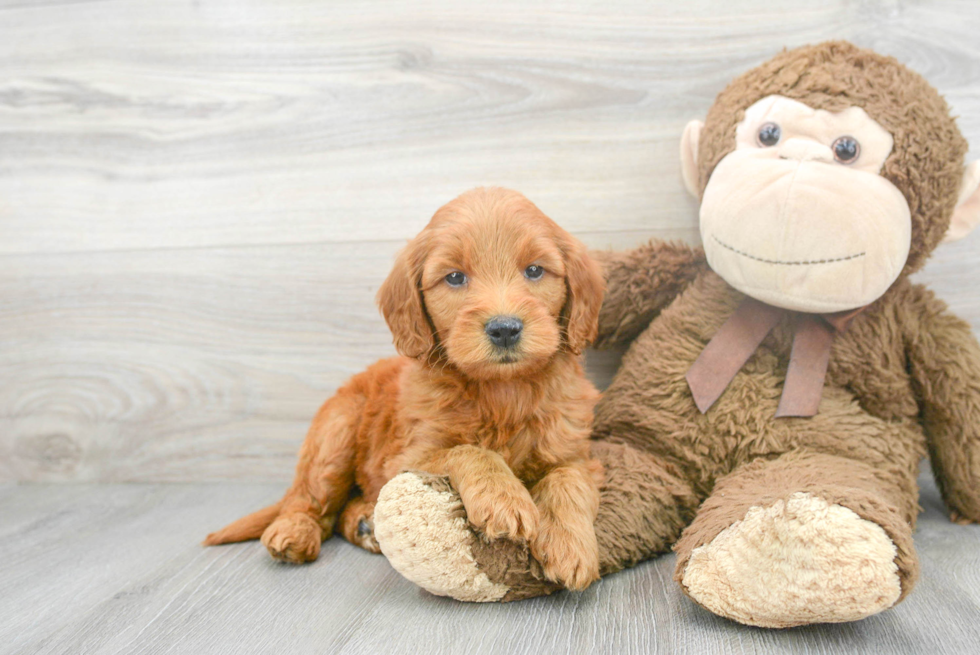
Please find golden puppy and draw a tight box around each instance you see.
[205,187,605,590]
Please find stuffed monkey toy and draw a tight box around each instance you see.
[371,41,980,628]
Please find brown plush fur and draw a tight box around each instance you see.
[589,45,979,617]
[204,187,607,590]
[426,42,980,622]
[589,42,980,611]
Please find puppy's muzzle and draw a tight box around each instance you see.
[485,315,523,349]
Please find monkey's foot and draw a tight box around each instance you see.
[679,492,902,628]
[373,472,560,602]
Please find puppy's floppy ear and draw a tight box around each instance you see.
[559,231,605,355]
[376,232,434,359]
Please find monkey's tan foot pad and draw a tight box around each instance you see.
[679,492,902,628]
[374,472,561,602]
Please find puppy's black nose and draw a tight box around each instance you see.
[485,316,523,348]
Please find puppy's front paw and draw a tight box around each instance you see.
[464,482,539,542]
[531,518,600,591]
[261,513,322,563]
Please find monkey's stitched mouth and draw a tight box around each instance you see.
[712,235,866,266]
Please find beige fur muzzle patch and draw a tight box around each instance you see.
[373,472,509,602]
[681,492,901,628]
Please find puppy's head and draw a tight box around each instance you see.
[377,187,604,380]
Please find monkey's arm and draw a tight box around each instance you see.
[590,240,706,349]
[905,286,980,523]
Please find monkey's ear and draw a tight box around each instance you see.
[680,120,703,198]
[943,161,980,243]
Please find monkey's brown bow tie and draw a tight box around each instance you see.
[685,297,864,417]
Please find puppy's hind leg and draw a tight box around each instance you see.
[338,495,381,554]
[262,394,362,564]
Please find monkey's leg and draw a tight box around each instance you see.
[674,448,919,628]
[373,441,700,602]
[261,395,361,564]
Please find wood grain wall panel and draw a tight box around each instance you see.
[1,0,978,481]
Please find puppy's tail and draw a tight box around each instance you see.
[203,500,283,546]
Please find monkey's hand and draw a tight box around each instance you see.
[907,286,980,523]
[590,240,706,349]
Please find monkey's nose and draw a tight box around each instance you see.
[485,316,523,348]
[777,138,834,164]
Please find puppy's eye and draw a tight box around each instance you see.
[445,271,467,287]
[524,265,545,280]
[757,122,781,147]
[832,136,860,163]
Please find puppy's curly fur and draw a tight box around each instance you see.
[205,187,606,590]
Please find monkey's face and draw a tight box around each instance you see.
[697,95,911,313]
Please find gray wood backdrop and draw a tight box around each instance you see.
[2,0,979,484]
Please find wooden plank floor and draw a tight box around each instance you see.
[2,468,979,655]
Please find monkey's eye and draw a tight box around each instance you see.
[445,271,467,287]
[757,122,781,147]
[524,265,545,280]
[832,136,860,163]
